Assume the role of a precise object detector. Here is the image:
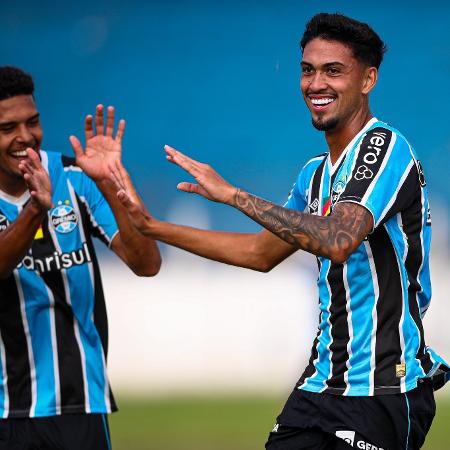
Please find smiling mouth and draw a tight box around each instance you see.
[309,97,336,110]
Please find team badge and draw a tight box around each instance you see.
[50,202,78,234]
[0,214,9,231]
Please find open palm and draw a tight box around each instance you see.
[69,104,125,182]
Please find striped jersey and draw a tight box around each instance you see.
[286,118,449,396]
[0,150,118,417]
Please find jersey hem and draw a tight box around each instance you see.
[1,404,118,419]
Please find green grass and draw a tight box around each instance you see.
[109,394,450,450]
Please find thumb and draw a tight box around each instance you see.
[177,182,201,194]
[69,135,83,159]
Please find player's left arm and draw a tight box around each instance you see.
[163,145,373,264]
[232,193,373,263]
[69,104,161,276]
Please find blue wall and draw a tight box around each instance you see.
[2,1,449,232]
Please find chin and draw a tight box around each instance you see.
[312,116,339,131]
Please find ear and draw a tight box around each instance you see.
[362,67,378,95]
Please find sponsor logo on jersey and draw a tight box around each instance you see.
[396,363,406,378]
[50,202,78,234]
[355,165,374,181]
[18,242,92,273]
[331,180,346,206]
[0,214,9,231]
[335,430,355,446]
[363,131,387,165]
[34,224,44,240]
[309,198,319,214]
[426,205,431,226]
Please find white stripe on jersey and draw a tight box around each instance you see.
[67,181,112,412]
[78,195,113,246]
[389,219,407,393]
[13,269,37,416]
[41,283,62,414]
[320,264,334,393]
[0,331,9,418]
[376,160,414,228]
[343,262,354,395]
[364,241,379,397]
[47,223,92,413]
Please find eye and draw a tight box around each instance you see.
[327,66,341,75]
[301,65,314,75]
[28,117,40,127]
[0,125,15,134]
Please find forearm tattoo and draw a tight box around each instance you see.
[234,190,373,259]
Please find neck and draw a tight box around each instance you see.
[0,174,28,198]
[325,109,373,165]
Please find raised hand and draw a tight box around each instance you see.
[69,104,125,182]
[110,161,153,235]
[18,148,53,211]
[164,145,237,204]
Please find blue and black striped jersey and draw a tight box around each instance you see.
[0,150,118,417]
[286,118,449,396]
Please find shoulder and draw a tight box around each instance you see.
[361,121,413,156]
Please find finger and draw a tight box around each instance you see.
[85,115,94,140]
[95,104,104,135]
[106,106,115,137]
[164,146,201,175]
[69,136,84,159]
[177,182,203,194]
[115,119,125,143]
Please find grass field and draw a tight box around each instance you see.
[109,394,450,449]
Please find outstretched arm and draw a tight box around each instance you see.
[161,145,373,264]
[111,163,296,272]
[0,149,53,278]
[69,105,161,276]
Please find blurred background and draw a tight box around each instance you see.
[1,0,449,448]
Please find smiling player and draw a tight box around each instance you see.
[115,13,448,449]
[0,66,161,450]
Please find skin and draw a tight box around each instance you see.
[0,97,161,278]
[114,38,378,267]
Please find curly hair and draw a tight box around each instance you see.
[0,66,34,101]
[300,13,387,69]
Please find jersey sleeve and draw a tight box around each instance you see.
[63,158,119,247]
[336,127,417,228]
[284,166,310,212]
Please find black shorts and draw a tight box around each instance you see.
[266,379,436,450]
[0,413,112,450]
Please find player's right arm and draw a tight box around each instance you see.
[0,148,52,278]
[112,166,296,272]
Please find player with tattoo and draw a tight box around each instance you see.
[115,13,448,450]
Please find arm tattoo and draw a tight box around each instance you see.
[234,190,373,261]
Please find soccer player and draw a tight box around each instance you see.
[115,13,448,450]
[0,66,161,449]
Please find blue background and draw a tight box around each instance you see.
[1,0,449,233]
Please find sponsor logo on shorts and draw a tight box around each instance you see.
[0,214,9,231]
[356,440,385,450]
[272,423,279,433]
[50,202,78,234]
[336,430,355,446]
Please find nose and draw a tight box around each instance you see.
[15,124,34,145]
[307,71,328,92]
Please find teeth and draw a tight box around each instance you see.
[11,151,28,157]
[311,98,335,105]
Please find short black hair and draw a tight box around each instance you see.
[300,13,387,69]
[0,66,34,101]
